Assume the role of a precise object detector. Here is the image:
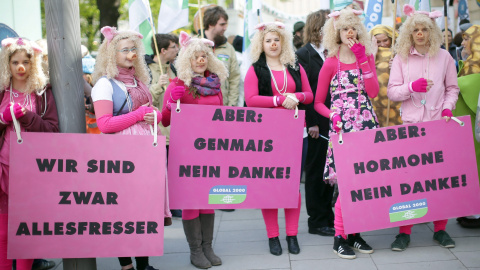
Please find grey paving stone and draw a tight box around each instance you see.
[376,260,467,270]
[452,251,480,268]
[291,258,376,270]
[216,228,267,243]
[288,243,370,261]
[450,236,480,252]
[211,254,291,270]
[372,246,457,265]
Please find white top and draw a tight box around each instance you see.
[311,44,326,62]
[91,77,128,102]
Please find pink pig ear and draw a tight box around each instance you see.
[179,31,191,47]
[328,11,341,19]
[352,10,363,16]
[30,42,43,54]
[202,39,214,47]
[274,22,285,29]
[1,38,16,48]
[404,4,416,17]
[100,26,117,42]
[254,23,266,31]
[429,10,442,19]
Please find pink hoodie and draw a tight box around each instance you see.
[387,47,459,123]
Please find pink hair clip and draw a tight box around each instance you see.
[16,38,25,46]
[179,31,215,48]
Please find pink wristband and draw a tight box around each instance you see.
[363,72,374,79]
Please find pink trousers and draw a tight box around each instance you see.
[262,193,302,238]
[0,214,33,270]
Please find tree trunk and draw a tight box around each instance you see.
[97,0,121,41]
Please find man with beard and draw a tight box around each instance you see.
[203,6,240,107]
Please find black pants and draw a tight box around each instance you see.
[304,132,334,229]
[118,257,148,270]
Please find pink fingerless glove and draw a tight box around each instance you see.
[96,106,153,134]
[331,114,342,133]
[411,78,428,93]
[442,109,453,118]
[167,86,186,110]
[2,103,24,124]
[350,43,368,64]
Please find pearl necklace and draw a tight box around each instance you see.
[9,82,33,110]
[124,77,137,88]
[407,52,429,108]
[267,64,287,95]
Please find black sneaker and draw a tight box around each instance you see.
[333,235,356,259]
[347,233,374,254]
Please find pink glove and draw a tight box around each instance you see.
[96,106,153,134]
[331,114,342,133]
[350,43,368,64]
[166,86,186,110]
[2,103,24,123]
[442,109,453,118]
[411,78,428,93]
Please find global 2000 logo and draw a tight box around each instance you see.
[389,199,428,222]
[208,185,247,204]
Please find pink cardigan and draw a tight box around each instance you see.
[387,47,459,123]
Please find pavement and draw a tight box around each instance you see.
[46,183,480,270]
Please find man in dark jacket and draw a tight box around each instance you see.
[295,10,335,237]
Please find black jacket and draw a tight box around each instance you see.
[296,43,331,132]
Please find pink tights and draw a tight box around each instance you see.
[262,193,301,238]
[399,219,448,234]
[0,214,33,270]
[334,199,448,239]
[182,209,215,220]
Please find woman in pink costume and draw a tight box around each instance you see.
[161,31,227,269]
[387,5,459,252]
[0,38,59,269]
[314,9,379,259]
[91,26,166,270]
[244,22,313,256]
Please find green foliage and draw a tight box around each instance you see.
[79,0,100,51]
[40,0,225,52]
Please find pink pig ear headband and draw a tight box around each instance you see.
[328,10,363,30]
[403,4,442,19]
[179,31,214,48]
[100,26,143,46]
[254,22,286,31]
[1,37,43,54]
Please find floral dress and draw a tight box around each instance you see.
[324,59,379,184]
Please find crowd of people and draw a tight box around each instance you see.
[1,1,480,269]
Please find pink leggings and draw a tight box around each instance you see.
[262,193,301,238]
[0,214,33,270]
[182,209,215,220]
[334,199,448,239]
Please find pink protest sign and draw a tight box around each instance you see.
[331,116,480,234]
[168,104,304,209]
[8,132,166,259]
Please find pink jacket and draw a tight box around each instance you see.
[387,47,459,123]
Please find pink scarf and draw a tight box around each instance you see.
[115,67,152,110]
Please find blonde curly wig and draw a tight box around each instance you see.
[250,23,296,68]
[0,38,47,94]
[322,9,373,58]
[395,13,443,60]
[174,38,228,87]
[92,30,150,85]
